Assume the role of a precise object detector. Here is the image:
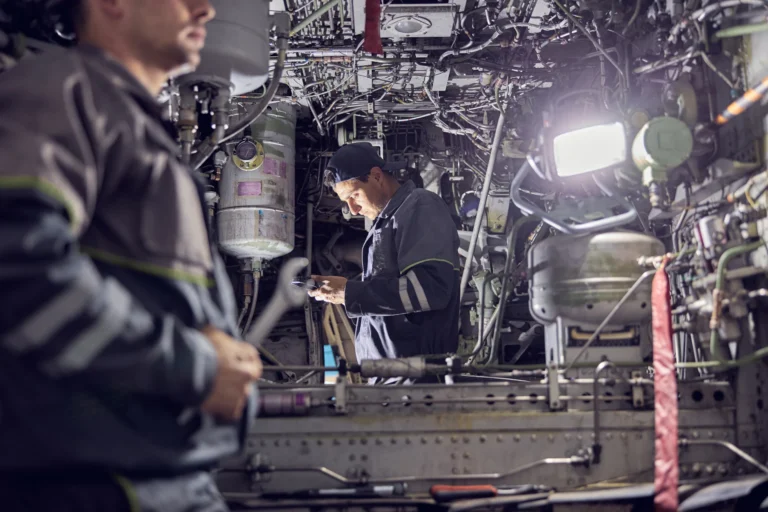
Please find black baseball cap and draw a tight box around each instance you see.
[326,142,401,184]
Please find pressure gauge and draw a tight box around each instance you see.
[233,137,265,171]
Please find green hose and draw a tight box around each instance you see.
[677,345,768,370]
[715,23,768,39]
[709,241,765,363]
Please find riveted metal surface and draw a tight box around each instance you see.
[216,381,752,495]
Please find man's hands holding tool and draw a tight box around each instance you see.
[200,325,262,421]
[307,275,348,305]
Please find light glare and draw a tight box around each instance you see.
[553,122,626,177]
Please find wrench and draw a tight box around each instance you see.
[244,257,310,348]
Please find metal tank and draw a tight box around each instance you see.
[177,0,270,95]
[217,104,296,259]
[528,231,665,366]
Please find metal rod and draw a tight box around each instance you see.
[680,439,768,474]
[592,361,620,464]
[346,395,633,406]
[459,108,506,303]
[295,371,319,384]
[263,457,587,486]
[290,0,343,36]
[565,270,656,372]
[489,217,541,366]
[633,51,702,75]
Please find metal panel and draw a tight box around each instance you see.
[215,380,767,496]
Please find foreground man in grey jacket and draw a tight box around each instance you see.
[309,143,460,366]
[0,0,262,510]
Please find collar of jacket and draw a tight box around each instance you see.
[74,44,168,120]
[74,44,181,154]
[378,180,416,220]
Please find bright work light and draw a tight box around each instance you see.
[552,121,627,177]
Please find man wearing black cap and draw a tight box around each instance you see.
[309,142,460,363]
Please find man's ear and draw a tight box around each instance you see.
[93,0,125,20]
[370,167,383,183]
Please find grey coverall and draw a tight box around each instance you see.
[0,45,242,511]
[345,181,460,361]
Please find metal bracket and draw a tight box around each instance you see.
[248,453,270,483]
[631,371,645,408]
[334,360,348,414]
[547,364,561,411]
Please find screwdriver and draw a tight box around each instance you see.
[429,484,546,503]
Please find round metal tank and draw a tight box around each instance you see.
[218,104,296,259]
[177,0,270,95]
[528,232,665,325]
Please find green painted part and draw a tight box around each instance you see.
[710,241,764,362]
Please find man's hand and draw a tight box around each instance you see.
[200,326,262,422]
[308,275,348,305]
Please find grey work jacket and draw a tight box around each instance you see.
[345,181,460,360]
[0,45,245,473]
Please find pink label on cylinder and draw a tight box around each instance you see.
[237,181,262,196]
[263,158,287,178]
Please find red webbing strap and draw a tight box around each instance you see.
[363,0,383,54]
[652,259,678,511]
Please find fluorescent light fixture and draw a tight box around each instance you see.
[553,121,627,177]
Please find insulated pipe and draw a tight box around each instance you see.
[715,76,768,126]
[459,108,506,303]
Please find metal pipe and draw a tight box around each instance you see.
[306,202,314,269]
[511,158,639,234]
[488,217,540,366]
[261,456,588,486]
[633,51,702,75]
[290,0,342,36]
[592,361,617,464]
[307,101,326,135]
[459,108,506,303]
[680,439,768,474]
[715,22,768,38]
[243,274,261,334]
[709,241,764,361]
[565,270,656,372]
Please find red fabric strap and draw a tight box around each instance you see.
[363,0,383,55]
[652,260,679,511]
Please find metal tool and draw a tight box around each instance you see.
[245,257,310,347]
[293,278,320,290]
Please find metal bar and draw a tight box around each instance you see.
[459,108,506,303]
[565,270,656,372]
[680,439,768,474]
[290,0,343,36]
[263,457,587,486]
